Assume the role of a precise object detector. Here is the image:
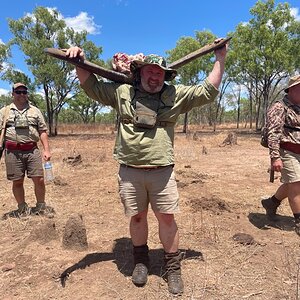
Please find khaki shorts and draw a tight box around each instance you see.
[118,165,179,217]
[280,149,300,183]
[5,148,44,181]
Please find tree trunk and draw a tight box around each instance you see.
[44,85,55,136]
[236,87,241,129]
[249,83,253,129]
[182,112,188,133]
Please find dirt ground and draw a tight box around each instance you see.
[0,125,299,300]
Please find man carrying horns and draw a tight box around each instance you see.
[66,41,228,295]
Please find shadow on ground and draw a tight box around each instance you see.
[59,237,203,287]
[248,212,294,231]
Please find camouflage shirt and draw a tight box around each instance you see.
[267,95,300,159]
[0,102,48,143]
[81,74,219,166]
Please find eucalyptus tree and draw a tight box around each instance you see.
[70,89,104,123]
[166,30,230,132]
[7,6,103,135]
[228,0,300,129]
[167,35,203,132]
[0,42,9,72]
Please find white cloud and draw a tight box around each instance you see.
[27,8,101,35]
[36,89,45,96]
[240,21,249,27]
[64,12,101,34]
[0,88,10,96]
[0,39,4,45]
[116,0,129,6]
[290,7,300,21]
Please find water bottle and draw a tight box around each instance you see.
[44,161,54,182]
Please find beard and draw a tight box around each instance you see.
[140,76,164,93]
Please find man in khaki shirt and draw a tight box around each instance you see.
[66,42,228,295]
[0,82,52,218]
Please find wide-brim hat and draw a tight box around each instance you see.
[13,82,28,91]
[284,74,300,93]
[130,54,177,81]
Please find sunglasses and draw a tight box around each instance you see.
[14,90,28,95]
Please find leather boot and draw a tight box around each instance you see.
[261,196,281,221]
[164,250,184,295]
[132,244,149,287]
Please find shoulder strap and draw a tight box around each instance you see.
[0,105,11,150]
[1,105,11,127]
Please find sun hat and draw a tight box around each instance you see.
[284,74,300,93]
[130,54,177,81]
[13,82,28,91]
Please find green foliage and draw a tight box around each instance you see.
[6,6,103,135]
[69,90,104,123]
[58,108,81,123]
[0,43,9,72]
[166,30,216,84]
[0,94,12,109]
[58,107,116,124]
[166,30,224,129]
[95,109,116,124]
[2,2,299,131]
[228,0,299,128]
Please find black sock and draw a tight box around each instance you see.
[271,195,281,206]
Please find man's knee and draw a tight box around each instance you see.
[156,212,175,226]
[12,178,24,187]
[32,176,45,185]
[131,210,148,223]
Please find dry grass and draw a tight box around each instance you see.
[0,124,299,300]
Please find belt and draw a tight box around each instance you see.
[5,141,37,151]
[121,118,173,127]
[280,142,300,154]
[120,164,173,170]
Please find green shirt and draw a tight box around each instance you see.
[81,74,219,166]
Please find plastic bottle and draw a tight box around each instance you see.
[44,161,54,182]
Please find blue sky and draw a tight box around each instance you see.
[0,0,299,94]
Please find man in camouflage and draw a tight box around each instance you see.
[0,83,52,218]
[66,42,228,295]
[262,75,300,235]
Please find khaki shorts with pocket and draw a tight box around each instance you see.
[5,148,44,181]
[118,165,179,217]
[280,148,300,183]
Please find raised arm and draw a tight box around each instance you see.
[207,40,228,89]
[65,47,91,85]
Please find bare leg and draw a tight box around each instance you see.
[287,182,300,214]
[31,176,45,203]
[274,183,288,201]
[12,178,25,205]
[154,212,179,253]
[130,210,148,246]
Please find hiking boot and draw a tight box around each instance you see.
[164,250,184,295]
[2,202,31,220]
[167,273,184,295]
[261,197,280,221]
[132,244,149,287]
[31,202,55,217]
[132,263,148,286]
